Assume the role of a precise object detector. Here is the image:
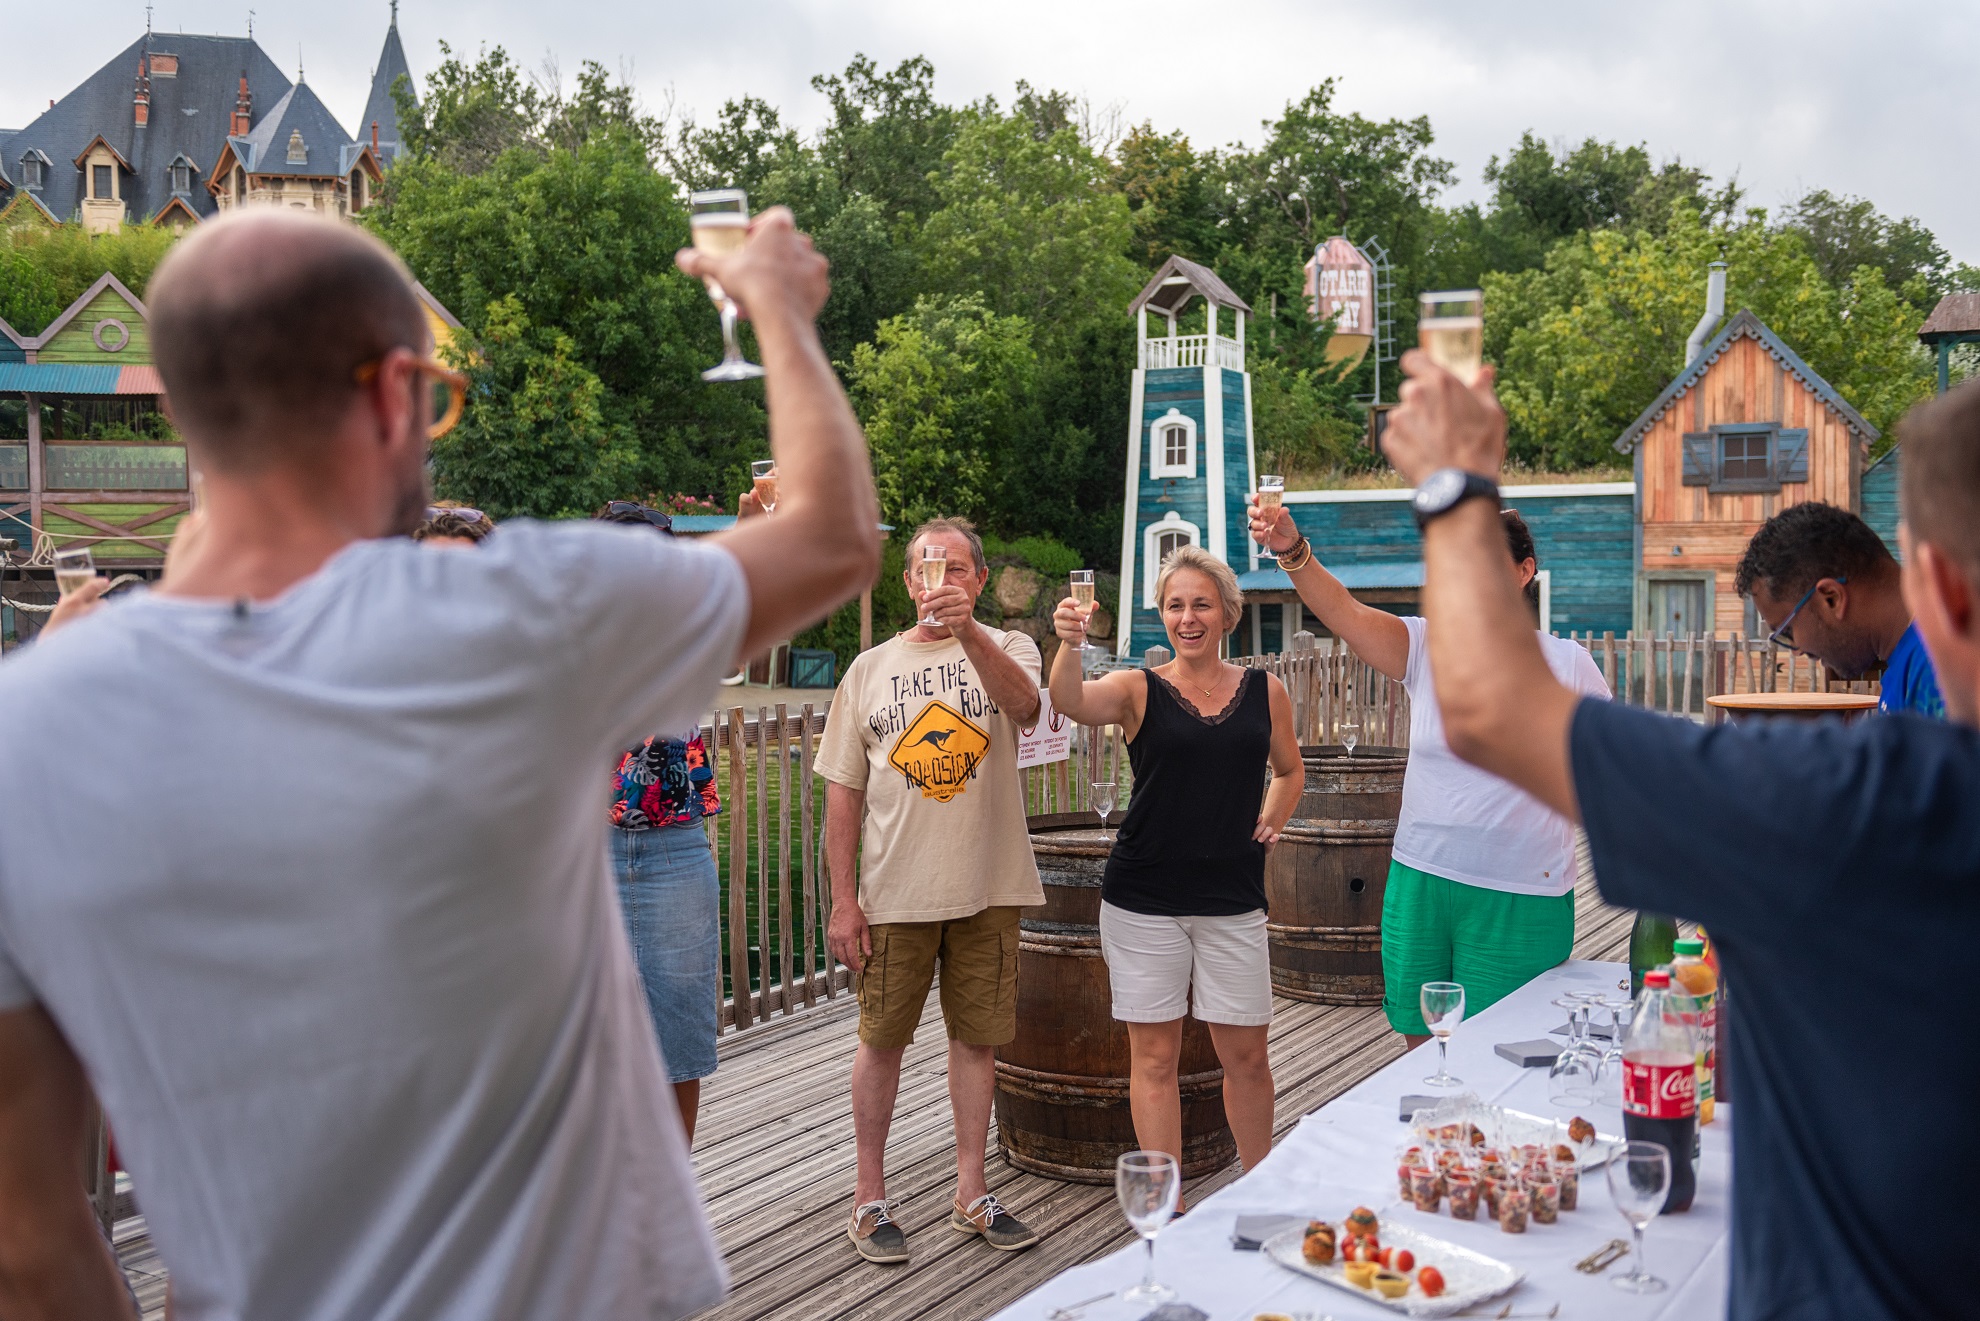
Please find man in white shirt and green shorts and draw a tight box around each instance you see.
[1249,501,1610,1042]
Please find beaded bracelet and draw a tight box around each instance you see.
[1275,536,1314,572]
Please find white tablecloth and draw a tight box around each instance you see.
[990,960,1731,1321]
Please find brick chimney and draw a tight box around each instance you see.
[371,120,380,152]
[231,75,252,136]
[134,57,151,128]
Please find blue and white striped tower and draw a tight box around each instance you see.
[1116,256,1256,657]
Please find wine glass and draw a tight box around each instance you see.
[1256,475,1285,563]
[1070,569,1103,672]
[919,545,948,628]
[688,188,765,382]
[1606,1140,1671,1293]
[54,546,96,598]
[1339,722,1360,759]
[1091,781,1116,841]
[1420,981,1465,1087]
[1115,1150,1180,1304]
[1418,289,1484,386]
[750,459,778,513]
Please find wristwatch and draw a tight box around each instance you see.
[1411,469,1500,530]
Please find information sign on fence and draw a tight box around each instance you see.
[1015,687,1073,767]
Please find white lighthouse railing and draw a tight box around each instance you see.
[1140,333,1245,371]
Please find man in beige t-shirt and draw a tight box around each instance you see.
[818,517,1046,1265]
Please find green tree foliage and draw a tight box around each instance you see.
[1488,206,1933,467]
[1776,189,1965,304]
[0,224,177,335]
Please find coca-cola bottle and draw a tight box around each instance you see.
[1620,969,1697,1213]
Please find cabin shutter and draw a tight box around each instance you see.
[1681,433,1713,486]
[1776,428,1809,484]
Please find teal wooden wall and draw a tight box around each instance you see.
[1221,367,1251,572]
[1128,368,1208,655]
[1862,448,1900,551]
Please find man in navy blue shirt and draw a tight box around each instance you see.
[1381,363,1980,1321]
[1734,501,1944,718]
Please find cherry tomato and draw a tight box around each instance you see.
[1417,1265,1446,1297]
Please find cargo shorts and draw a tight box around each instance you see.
[855,905,1021,1049]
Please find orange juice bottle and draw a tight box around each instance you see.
[1671,937,1717,1125]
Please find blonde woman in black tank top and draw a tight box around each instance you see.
[1047,546,1304,1175]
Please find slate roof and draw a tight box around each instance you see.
[1612,308,1879,454]
[231,80,357,178]
[360,19,414,163]
[0,34,292,225]
[1130,255,1255,317]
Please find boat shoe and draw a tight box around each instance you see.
[848,1199,909,1264]
[950,1192,1040,1252]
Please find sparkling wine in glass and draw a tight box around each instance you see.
[1091,780,1116,841]
[1607,1140,1672,1294]
[750,459,778,513]
[688,188,765,383]
[1418,290,1484,386]
[1115,1150,1180,1305]
[1421,981,1465,1087]
[54,546,95,598]
[1070,569,1101,671]
[1339,722,1360,759]
[1256,475,1285,563]
[919,545,948,628]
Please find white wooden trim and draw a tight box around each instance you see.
[1204,364,1225,563]
[1116,369,1146,657]
[1282,481,1636,505]
[1143,512,1201,608]
[1242,367,1258,572]
[1535,568,1551,633]
[1147,408,1196,480]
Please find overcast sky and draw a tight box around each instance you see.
[10,0,1978,261]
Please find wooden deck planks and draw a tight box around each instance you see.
[116,863,1632,1321]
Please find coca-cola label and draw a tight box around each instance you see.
[1622,1053,1696,1119]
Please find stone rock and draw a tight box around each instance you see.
[1005,615,1049,642]
[1085,605,1114,641]
[994,565,1042,615]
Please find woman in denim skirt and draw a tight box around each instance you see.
[597,500,722,1143]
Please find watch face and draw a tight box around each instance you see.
[1415,469,1465,513]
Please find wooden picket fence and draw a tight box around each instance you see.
[1568,630,1878,716]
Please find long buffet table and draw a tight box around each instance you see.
[992,960,1732,1320]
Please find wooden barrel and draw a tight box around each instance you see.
[1264,745,1407,1005]
[993,815,1235,1183]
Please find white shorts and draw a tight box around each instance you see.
[1097,901,1273,1027]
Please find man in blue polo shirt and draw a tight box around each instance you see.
[1380,360,1980,1321]
[1734,501,1943,717]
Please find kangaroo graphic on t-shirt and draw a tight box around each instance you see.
[906,728,954,750]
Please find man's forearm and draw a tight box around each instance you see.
[957,622,1040,724]
[1420,501,1581,819]
[825,786,863,913]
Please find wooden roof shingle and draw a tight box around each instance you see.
[1128,255,1253,317]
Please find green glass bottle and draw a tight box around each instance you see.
[1628,911,1678,995]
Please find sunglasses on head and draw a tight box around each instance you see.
[425,505,487,524]
[605,501,675,533]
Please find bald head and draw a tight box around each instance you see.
[149,210,427,472]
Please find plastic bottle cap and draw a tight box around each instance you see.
[1643,969,1671,988]
[1673,938,1704,956]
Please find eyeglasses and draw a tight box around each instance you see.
[605,501,674,533]
[1767,575,1845,651]
[425,505,487,524]
[354,353,469,440]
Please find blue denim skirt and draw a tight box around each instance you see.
[610,823,720,1083]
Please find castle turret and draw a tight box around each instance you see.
[1116,256,1257,657]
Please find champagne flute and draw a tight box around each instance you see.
[688,188,765,383]
[1607,1140,1672,1293]
[1114,1150,1180,1305]
[919,545,948,628]
[1256,475,1285,563]
[1070,569,1100,671]
[750,459,778,513]
[1420,981,1465,1087]
[54,546,95,598]
[1418,290,1484,385]
[1339,721,1360,759]
[1091,780,1116,842]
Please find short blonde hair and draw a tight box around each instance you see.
[1153,544,1243,630]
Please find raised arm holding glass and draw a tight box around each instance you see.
[1048,545,1303,1174]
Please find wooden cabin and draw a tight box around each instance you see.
[1613,308,1878,637]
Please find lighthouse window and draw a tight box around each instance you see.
[1148,408,1197,479]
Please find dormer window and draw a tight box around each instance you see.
[19,154,44,190]
[169,159,193,195]
[92,164,113,199]
[1148,407,1198,479]
[286,130,308,165]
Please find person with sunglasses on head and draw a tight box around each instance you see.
[592,499,722,1147]
[1735,501,1943,718]
[412,500,495,547]
[0,207,879,1320]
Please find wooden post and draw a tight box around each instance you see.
[24,393,40,541]
[774,703,793,1015]
[754,707,770,1025]
[859,586,872,653]
[799,703,820,1006]
[725,708,749,1031]
[1600,630,1616,696]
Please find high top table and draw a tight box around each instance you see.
[991,960,1732,1320]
